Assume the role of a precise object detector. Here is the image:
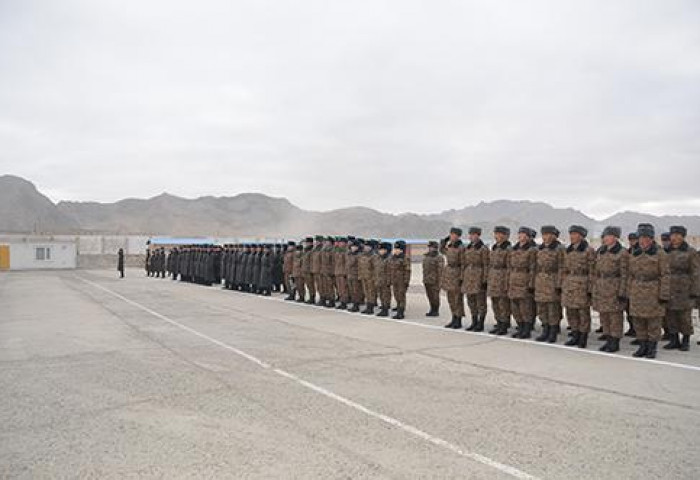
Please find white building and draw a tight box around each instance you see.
[0,236,77,271]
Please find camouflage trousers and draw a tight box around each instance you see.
[391,283,408,310]
[511,297,536,324]
[424,283,440,311]
[446,290,465,317]
[347,277,362,305]
[490,296,511,322]
[566,307,591,333]
[377,284,392,308]
[466,292,487,316]
[321,274,334,301]
[283,273,293,294]
[537,301,562,326]
[304,273,316,300]
[666,309,694,336]
[599,311,623,338]
[293,275,305,301]
[336,275,349,303]
[361,278,377,306]
[633,316,662,342]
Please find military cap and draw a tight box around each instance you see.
[637,224,655,238]
[669,225,687,237]
[518,226,534,236]
[602,226,621,238]
[450,227,463,236]
[468,227,482,235]
[379,242,392,251]
[494,226,510,235]
[661,232,670,241]
[325,236,334,241]
[305,236,314,243]
[356,238,365,244]
[315,235,324,241]
[568,225,588,237]
[287,240,296,246]
[627,232,638,240]
[368,239,378,248]
[394,240,406,249]
[347,235,356,241]
[541,225,560,236]
[296,244,303,250]
[337,237,347,243]
[428,240,439,248]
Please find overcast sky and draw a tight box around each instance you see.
[1,0,699,219]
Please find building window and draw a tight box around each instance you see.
[35,247,51,261]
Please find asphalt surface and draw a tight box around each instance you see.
[1,269,699,479]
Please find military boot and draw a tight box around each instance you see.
[466,315,478,331]
[362,303,375,315]
[608,337,620,353]
[535,324,550,342]
[444,316,458,328]
[348,303,360,312]
[595,326,603,333]
[489,322,501,335]
[474,313,486,332]
[337,302,348,310]
[425,307,439,317]
[376,307,389,317]
[392,308,405,320]
[452,316,463,329]
[565,331,580,346]
[578,332,588,349]
[663,333,681,350]
[284,291,295,301]
[546,325,560,343]
[599,337,612,352]
[325,299,335,308]
[632,341,648,357]
[680,335,691,352]
[646,341,658,359]
[497,322,509,336]
[519,323,533,339]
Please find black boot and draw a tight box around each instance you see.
[284,293,295,301]
[599,338,612,352]
[578,332,588,349]
[595,326,603,333]
[474,313,486,332]
[348,303,360,312]
[565,331,580,346]
[547,325,560,343]
[376,307,389,317]
[536,324,550,342]
[362,304,375,315]
[646,341,657,359]
[519,323,533,339]
[497,322,509,336]
[608,337,620,353]
[337,302,347,310]
[392,308,404,320]
[466,315,478,331]
[444,316,458,328]
[680,335,691,351]
[325,300,335,308]
[425,307,439,317]
[633,340,648,357]
[453,316,463,329]
[663,333,681,350]
[489,322,501,335]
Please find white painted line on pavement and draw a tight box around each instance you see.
[77,275,540,480]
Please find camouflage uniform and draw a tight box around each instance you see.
[374,244,392,316]
[346,242,363,311]
[592,237,628,351]
[302,241,316,304]
[311,240,323,304]
[508,234,538,338]
[359,242,377,314]
[487,237,512,334]
[535,227,566,343]
[388,241,411,319]
[292,245,305,301]
[422,242,445,316]
[283,243,295,299]
[462,235,489,331]
[561,233,595,348]
[320,240,336,307]
[441,231,465,328]
[334,241,350,308]
[664,228,699,350]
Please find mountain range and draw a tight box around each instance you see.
[1,174,699,238]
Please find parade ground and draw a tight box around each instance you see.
[1,269,699,479]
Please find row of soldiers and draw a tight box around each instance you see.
[433,223,699,359]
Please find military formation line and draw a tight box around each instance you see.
[143,222,699,360]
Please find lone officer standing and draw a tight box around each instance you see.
[628,223,670,359]
[462,227,489,332]
[441,227,465,329]
[562,225,595,349]
[422,241,445,317]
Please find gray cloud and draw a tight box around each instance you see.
[1,0,699,218]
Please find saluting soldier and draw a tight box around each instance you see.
[283,241,296,300]
[562,225,595,349]
[334,238,350,309]
[375,241,393,317]
[359,240,377,314]
[628,223,670,359]
[422,241,445,317]
[441,227,465,329]
[535,226,566,343]
[388,240,411,319]
[592,226,629,353]
[487,226,511,335]
[346,239,364,312]
[663,225,698,351]
[462,227,489,332]
[508,227,538,338]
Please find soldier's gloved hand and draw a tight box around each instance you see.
[555,288,562,295]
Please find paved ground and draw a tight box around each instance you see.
[1,269,699,479]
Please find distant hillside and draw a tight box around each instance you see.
[0,175,79,233]
[1,175,699,237]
